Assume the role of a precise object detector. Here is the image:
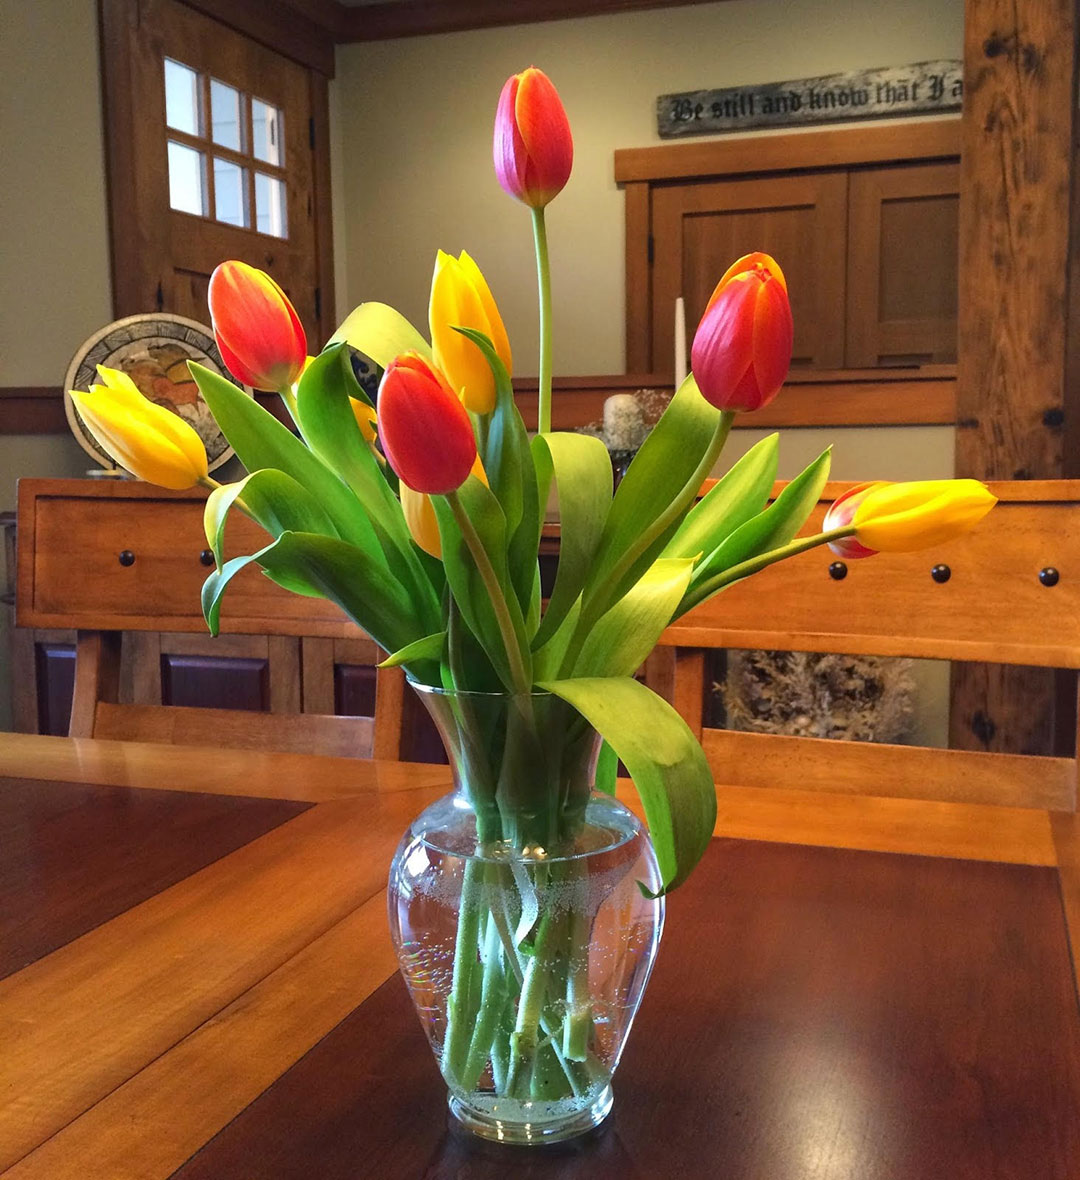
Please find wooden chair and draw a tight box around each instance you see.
[651,479,1080,994]
[15,478,413,759]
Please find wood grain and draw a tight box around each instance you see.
[3,893,397,1180]
[0,776,307,980]
[167,840,1080,1180]
[700,727,1076,811]
[0,790,437,1171]
[615,118,960,183]
[0,732,449,802]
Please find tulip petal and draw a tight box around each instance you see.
[853,479,997,552]
[690,273,757,408]
[514,68,573,206]
[750,275,793,403]
[459,250,512,375]
[429,251,497,413]
[493,74,530,201]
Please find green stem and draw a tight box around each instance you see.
[442,857,484,1087]
[531,206,553,435]
[558,409,735,677]
[446,490,532,695]
[562,901,592,1061]
[679,526,856,616]
[460,915,507,1091]
[279,385,301,428]
[506,906,560,1096]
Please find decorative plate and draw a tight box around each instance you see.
[64,313,252,473]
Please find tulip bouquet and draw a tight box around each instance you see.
[69,66,995,1136]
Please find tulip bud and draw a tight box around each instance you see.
[378,353,477,494]
[824,482,885,559]
[493,67,573,209]
[401,454,488,559]
[208,260,307,391]
[430,250,512,415]
[850,479,997,553]
[691,252,793,413]
[70,366,209,490]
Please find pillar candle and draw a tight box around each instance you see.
[674,296,687,388]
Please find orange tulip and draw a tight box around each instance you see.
[493,67,573,209]
[378,353,477,494]
[208,260,307,392]
[690,252,793,412]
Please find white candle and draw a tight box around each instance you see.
[674,296,687,388]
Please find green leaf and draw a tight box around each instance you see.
[685,446,832,604]
[662,433,779,561]
[582,375,721,619]
[594,739,618,797]
[531,432,612,649]
[574,558,695,679]
[455,326,540,619]
[295,344,442,630]
[537,676,715,893]
[380,631,446,668]
[328,302,431,368]
[203,469,339,572]
[189,362,384,561]
[432,477,531,692]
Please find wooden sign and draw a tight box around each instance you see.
[658,60,962,139]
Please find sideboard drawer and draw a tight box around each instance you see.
[18,481,357,636]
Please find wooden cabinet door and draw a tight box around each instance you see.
[845,162,959,366]
[650,172,848,375]
[105,0,328,342]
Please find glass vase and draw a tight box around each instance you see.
[387,684,665,1145]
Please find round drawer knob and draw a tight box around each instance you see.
[828,561,848,581]
[118,550,135,567]
[931,564,951,584]
[199,549,215,567]
[1039,566,1060,587]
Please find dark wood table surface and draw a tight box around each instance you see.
[2,731,1079,1179]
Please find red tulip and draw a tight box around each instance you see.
[823,481,885,559]
[378,353,477,494]
[208,260,307,391]
[690,252,793,412]
[493,68,573,209]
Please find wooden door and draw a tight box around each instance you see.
[650,172,848,376]
[103,0,330,344]
[846,162,959,366]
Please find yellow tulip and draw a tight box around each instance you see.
[429,250,512,415]
[401,453,488,559]
[851,479,997,552]
[69,365,208,490]
[351,397,378,444]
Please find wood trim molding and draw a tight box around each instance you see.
[176,0,336,74]
[333,0,725,42]
[614,118,961,184]
[0,388,67,434]
[512,367,957,431]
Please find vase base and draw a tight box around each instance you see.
[448,1083,614,1145]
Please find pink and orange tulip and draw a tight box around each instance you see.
[208,260,307,392]
[493,67,573,209]
[378,353,477,494]
[691,252,793,413]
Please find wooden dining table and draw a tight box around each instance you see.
[2,729,1079,1179]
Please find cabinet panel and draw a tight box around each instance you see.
[846,162,959,366]
[651,172,848,374]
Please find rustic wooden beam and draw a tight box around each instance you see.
[953,0,1080,755]
[338,0,725,42]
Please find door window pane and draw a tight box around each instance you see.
[252,98,283,165]
[210,79,243,151]
[164,59,200,135]
[255,172,287,238]
[214,158,248,227]
[167,141,206,216]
